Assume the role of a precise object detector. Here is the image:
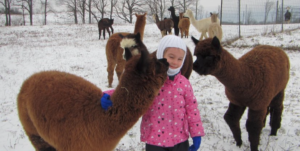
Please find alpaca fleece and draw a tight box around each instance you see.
[17,48,169,151]
[192,37,290,151]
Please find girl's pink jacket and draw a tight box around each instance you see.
[103,73,205,147]
[140,73,205,147]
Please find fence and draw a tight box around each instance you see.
[219,0,300,38]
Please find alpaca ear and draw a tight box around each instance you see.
[212,36,221,52]
[136,50,150,74]
[124,48,133,61]
[119,34,125,38]
[136,32,141,41]
[191,36,199,45]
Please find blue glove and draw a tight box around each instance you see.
[189,136,201,151]
[101,93,112,110]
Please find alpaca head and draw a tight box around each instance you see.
[168,6,175,12]
[191,36,222,75]
[119,32,146,61]
[135,12,147,21]
[109,19,114,25]
[184,9,193,18]
[210,12,219,22]
[152,14,158,22]
[121,43,169,93]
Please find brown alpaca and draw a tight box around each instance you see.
[208,13,222,41]
[152,14,174,37]
[105,13,147,87]
[178,12,190,38]
[191,36,290,151]
[98,18,114,40]
[17,39,169,151]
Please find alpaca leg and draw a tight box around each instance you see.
[180,29,183,38]
[199,33,204,40]
[106,28,111,37]
[175,27,179,36]
[224,103,246,147]
[160,30,164,37]
[99,29,102,40]
[110,26,114,34]
[269,90,284,135]
[107,61,116,88]
[246,109,267,151]
[103,29,106,39]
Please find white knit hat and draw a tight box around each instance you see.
[156,35,187,76]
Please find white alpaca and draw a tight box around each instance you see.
[208,12,223,41]
[184,9,220,40]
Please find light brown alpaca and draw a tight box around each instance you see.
[208,13,223,41]
[105,13,147,87]
[178,12,190,38]
[192,36,290,151]
[152,14,174,37]
[17,39,169,151]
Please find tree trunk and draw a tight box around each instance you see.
[74,0,78,24]
[44,0,47,25]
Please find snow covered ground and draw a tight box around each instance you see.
[0,22,300,151]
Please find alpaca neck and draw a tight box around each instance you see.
[134,20,146,41]
[170,10,177,18]
[214,50,250,89]
[188,13,197,26]
[110,81,157,130]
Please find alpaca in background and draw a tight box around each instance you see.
[192,36,290,151]
[105,13,147,87]
[208,13,222,41]
[178,12,190,38]
[184,9,220,40]
[152,14,174,37]
[98,18,114,40]
[168,6,180,36]
[17,34,169,151]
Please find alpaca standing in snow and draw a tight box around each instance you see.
[208,13,222,41]
[191,36,290,151]
[17,34,169,151]
[105,13,147,87]
[178,12,190,38]
[184,9,220,40]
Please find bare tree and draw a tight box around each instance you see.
[0,0,12,26]
[109,0,117,19]
[92,0,108,20]
[65,0,78,24]
[87,0,91,23]
[77,0,86,24]
[145,0,166,20]
[40,0,52,25]
[114,0,145,23]
[178,0,194,13]
[264,0,274,24]
[16,0,33,25]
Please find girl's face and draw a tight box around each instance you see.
[163,47,185,69]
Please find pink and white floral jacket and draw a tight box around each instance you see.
[140,73,205,147]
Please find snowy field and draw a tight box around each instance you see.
[0,21,300,151]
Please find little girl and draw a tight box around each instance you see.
[101,35,205,151]
[140,35,205,151]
